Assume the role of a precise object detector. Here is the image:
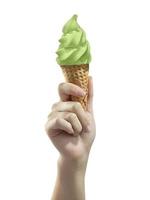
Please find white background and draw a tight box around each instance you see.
[0,0,150,199]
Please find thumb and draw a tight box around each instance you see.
[87,76,94,113]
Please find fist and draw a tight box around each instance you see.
[45,77,96,161]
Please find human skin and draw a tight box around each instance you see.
[45,76,96,200]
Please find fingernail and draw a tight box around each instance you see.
[69,128,74,134]
[81,90,86,96]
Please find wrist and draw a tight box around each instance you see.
[57,155,89,176]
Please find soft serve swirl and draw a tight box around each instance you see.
[56,15,91,65]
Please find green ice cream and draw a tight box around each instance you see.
[56,15,91,65]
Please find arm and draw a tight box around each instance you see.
[52,157,87,200]
[45,77,96,200]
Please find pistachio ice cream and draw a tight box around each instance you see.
[56,15,91,65]
[56,15,91,110]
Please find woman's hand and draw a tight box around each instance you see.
[45,77,95,164]
[45,76,96,200]
[45,77,96,164]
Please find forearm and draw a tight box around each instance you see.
[51,156,88,200]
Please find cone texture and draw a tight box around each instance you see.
[61,64,89,110]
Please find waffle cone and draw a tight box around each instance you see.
[61,64,89,110]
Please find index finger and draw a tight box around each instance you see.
[58,82,86,101]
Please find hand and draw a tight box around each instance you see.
[45,76,96,165]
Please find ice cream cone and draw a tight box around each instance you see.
[56,15,91,110]
[61,64,89,110]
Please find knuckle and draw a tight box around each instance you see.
[58,82,65,91]
[74,102,81,110]
[69,113,76,120]
[51,102,59,110]
[44,121,51,134]
[47,111,54,119]
[55,118,61,126]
